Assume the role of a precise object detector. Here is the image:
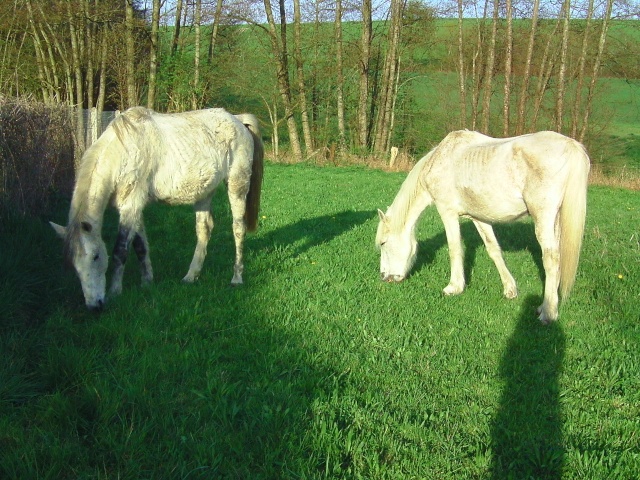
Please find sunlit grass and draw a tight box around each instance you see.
[1,163,639,478]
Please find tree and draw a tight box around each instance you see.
[334,0,346,148]
[172,0,183,55]
[555,0,571,132]
[571,0,595,138]
[147,0,161,109]
[481,0,498,134]
[456,0,467,128]
[579,0,614,142]
[373,0,404,154]
[207,0,224,64]
[502,0,512,136]
[515,0,540,135]
[293,0,313,152]
[263,0,302,161]
[357,0,372,149]
[192,0,202,109]
[124,0,137,107]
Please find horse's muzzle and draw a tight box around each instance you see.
[87,299,105,312]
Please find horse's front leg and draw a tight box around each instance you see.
[132,221,153,286]
[110,225,131,296]
[439,210,465,296]
[183,197,214,283]
[472,220,518,299]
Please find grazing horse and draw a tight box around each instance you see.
[51,107,264,311]
[376,130,590,323]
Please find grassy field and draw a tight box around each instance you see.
[1,162,639,478]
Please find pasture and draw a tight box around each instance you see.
[1,162,639,478]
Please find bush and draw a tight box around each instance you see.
[0,97,75,217]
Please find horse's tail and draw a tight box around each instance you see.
[559,142,590,299]
[236,113,264,232]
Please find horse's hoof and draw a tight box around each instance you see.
[503,287,518,299]
[443,284,463,296]
[537,306,557,324]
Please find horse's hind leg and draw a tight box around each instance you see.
[472,220,518,299]
[227,179,250,285]
[533,213,561,323]
[183,197,214,283]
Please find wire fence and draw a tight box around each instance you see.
[81,108,119,148]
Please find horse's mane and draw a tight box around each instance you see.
[63,108,154,264]
[388,148,435,231]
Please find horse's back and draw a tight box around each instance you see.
[423,130,588,222]
[135,109,252,205]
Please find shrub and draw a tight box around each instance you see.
[0,97,75,217]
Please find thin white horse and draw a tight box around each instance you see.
[51,107,264,311]
[376,130,590,323]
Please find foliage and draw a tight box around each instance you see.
[2,162,638,478]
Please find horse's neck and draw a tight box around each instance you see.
[69,147,116,227]
[389,157,433,234]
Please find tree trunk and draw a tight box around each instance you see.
[579,0,613,142]
[293,0,313,151]
[531,15,561,131]
[502,0,513,136]
[374,0,403,154]
[147,0,161,109]
[263,0,302,161]
[358,0,372,149]
[84,0,94,108]
[470,0,490,131]
[515,0,540,135]
[192,0,202,109]
[456,0,467,129]
[571,0,594,138]
[480,0,498,134]
[172,0,183,55]
[25,0,50,102]
[555,0,571,133]
[67,0,86,155]
[334,0,346,148]
[124,0,137,107]
[96,25,108,114]
[207,0,224,64]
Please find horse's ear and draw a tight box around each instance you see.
[377,209,389,225]
[80,221,93,233]
[50,222,67,239]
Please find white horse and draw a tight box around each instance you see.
[51,107,264,311]
[376,130,590,323]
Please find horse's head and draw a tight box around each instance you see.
[376,209,417,283]
[51,220,108,311]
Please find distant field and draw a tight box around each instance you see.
[159,18,640,170]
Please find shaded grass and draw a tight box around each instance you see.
[1,163,639,478]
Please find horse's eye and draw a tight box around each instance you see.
[93,254,100,262]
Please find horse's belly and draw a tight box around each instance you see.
[152,169,224,204]
[461,191,528,223]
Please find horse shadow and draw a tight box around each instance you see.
[490,295,566,478]
[250,210,377,260]
[413,219,545,288]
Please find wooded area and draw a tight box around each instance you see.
[0,0,638,161]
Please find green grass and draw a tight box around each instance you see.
[2,163,639,478]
